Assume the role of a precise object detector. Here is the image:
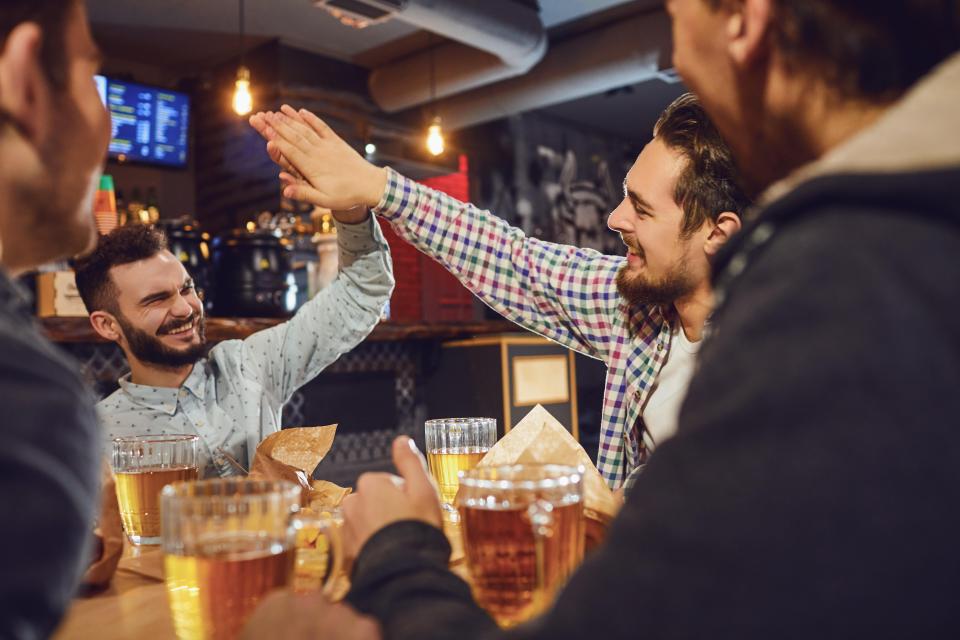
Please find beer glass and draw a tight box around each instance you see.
[161,479,342,640]
[456,464,585,628]
[112,434,199,545]
[424,418,497,513]
[292,506,344,594]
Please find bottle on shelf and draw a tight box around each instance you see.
[93,175,118,235]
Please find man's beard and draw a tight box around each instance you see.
[615,257,696,308]
[116,312,209,370]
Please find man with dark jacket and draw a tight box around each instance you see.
[0,0,108,637]
[243,1,960,638]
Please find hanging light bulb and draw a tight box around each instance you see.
[426,116,445,156]
[232,65,252,116]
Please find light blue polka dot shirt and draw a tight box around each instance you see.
[97,216,394,478]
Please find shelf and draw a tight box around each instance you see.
[39,316,523,344]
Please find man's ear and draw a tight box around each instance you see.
[704,211,742,257]
[0,21,52,143]
[89,310,123,343]
[728,0,774,68]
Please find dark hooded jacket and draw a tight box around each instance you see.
[346,51,960,639]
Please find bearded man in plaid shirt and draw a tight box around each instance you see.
[251,93,750,488]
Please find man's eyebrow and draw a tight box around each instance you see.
[626,187,653,211]
[138,290,172,305]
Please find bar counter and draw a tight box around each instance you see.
[55,520,467,639]
[40,317,519,344]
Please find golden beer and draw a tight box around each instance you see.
[162,479,343,639]
[165,539,294,640]
[292,508,343,594]
[460,503,584,627]
[115,466,198,542]
[424,418,497,512]
[457,465,585,628]
[112,434,199,545]
[427,448,488,504]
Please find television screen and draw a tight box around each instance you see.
[95,75,190,168]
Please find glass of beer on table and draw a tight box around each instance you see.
[161,479,342,640]
[424,417,497,515]
[111,434,199,545]
[456,464,586,628]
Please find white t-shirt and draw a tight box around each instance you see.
[641,323,702,452]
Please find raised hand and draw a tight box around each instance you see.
[340,436,443,559]
[249,105,387,212]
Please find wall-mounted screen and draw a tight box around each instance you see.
[95,74,190,168]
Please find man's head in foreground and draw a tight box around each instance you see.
[608,93,751,308]
[75,225,207,372]
[665,0,960,195]
[0,0,109,274]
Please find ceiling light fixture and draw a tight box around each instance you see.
[424,36,444,156]
[232,0,253,116]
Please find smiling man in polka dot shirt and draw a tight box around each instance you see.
[74,210,393,477]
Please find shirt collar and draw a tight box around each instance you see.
[181,360,208,400]
[117,360,208,415]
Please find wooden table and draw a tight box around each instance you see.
[54,518,466,639]
[54,548,175,639]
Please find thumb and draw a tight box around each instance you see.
[392,436,435,497]
[282,182,326,207]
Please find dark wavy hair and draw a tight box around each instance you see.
[706,0,960,100]
[653,93,752,238]
[74,225,169,315]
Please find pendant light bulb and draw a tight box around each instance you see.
[232,66,253,116]
[426,116,445,156]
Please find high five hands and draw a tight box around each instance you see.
[249,105,388,223]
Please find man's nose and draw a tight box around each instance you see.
[608,200,632,233]
[171,293,193,317]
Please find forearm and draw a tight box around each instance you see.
[373,168,622,359]
[347,521,500,640]
[234,215,393,400]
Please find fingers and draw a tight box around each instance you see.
[266,139,282,163]
[278,105,321,147]
[281,181,327,207]
[266,112,314,154]
[269,135,311,176]
[249,112,267,136]
[391,436,436,499]
[298,108,335,139]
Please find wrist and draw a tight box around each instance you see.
[365,166,388,209]
[331,206,370,225]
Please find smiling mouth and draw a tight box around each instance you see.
[159,317,197,337]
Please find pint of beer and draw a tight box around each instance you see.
[161,479,341,640]
[425,418,497,509]
[456,464,585,628]
[111,434,199,545]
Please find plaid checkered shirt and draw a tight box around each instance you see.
[374,168,676,488]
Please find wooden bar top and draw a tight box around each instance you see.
[40,317,520,344]
[55,518,467,639]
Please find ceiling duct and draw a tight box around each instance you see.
[313,0,406,29]
[365,0,547,112]
[432,9,674,131]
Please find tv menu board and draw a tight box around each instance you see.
[96,75,190,168]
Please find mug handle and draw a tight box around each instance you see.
[526,500,556,616]
[291,508,344,596]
